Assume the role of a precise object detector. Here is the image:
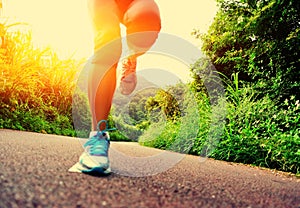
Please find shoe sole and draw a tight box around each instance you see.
[119,74,137,95]
[68,162,111,176]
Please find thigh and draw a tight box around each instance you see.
[122,0,161,52]
[88,0,122,51]
[122,0,161,33]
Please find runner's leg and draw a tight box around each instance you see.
[87,0,122,130]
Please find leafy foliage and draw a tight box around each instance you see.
[184,0,300,174]
[210,76,300,174]
[193,0,300,101]
[0,25,83,136]
[142,0,300,173]
[145,83,186,121]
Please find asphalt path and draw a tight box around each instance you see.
[0,129,299,208]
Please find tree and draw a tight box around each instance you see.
[193,0,300,101]
[145,83,187,122]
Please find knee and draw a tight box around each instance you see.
[125,3,161,51]
[125,5,161,34]
[126,31,159,53]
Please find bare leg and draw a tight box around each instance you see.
[118,0,161,95]
[87,0,122,130]
[88,60,119,131]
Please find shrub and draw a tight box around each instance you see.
[139,73,300,174]
[0,25,80,136]
[210,79,300,174]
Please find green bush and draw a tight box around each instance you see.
[210,80,300,174]
[71,88,92,138]
[139,73,300,174]
[139,86,206,154]
[0,102,75,136]
[0,26,80,136]
[201,0,300,101]
[139,120,180,150]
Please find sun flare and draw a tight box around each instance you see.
[3,0,94,59]
[3,0,217,60]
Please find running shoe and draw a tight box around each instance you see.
[79,120,113,175]
[119,56,137,95]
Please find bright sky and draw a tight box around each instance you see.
[3,0,217,82]
[3,0,217,58]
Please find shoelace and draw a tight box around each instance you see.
[84,120,116,156]
[84,137,108,156]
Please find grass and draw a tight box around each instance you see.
[139,73,300,174]
[0,30,81,136]
[212,80,300,174]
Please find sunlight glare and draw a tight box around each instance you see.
[3,0,217,62]
[4,0,94,59]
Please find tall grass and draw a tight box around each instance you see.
[211,74,300,174]
[0,28,83,136]
[139,73,300,174]
[0,27,125,138]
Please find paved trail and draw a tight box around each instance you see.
[0,129,299,208]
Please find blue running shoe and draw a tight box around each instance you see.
[78,120,114,175]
